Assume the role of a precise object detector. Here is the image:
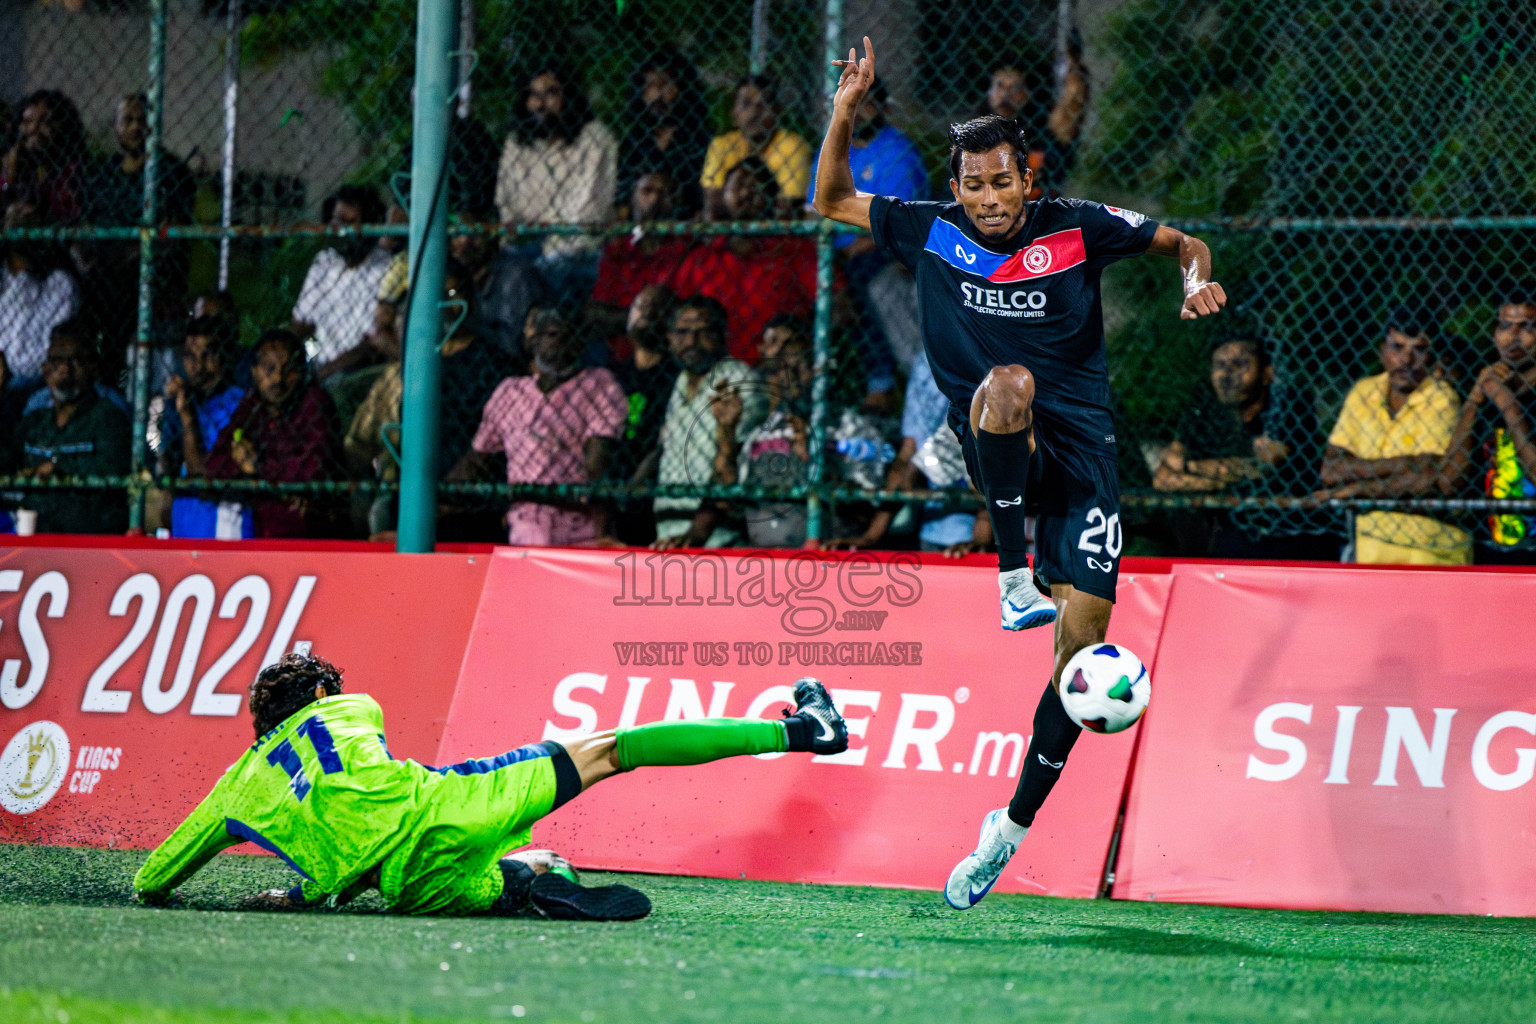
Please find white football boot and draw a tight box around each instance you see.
[944,808,1026,910]
[1000,567,1056,631]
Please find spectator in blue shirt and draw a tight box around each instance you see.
[808,76,929,247]
[808,78,928,408]
[157,315,252,538]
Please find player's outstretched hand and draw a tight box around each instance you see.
[1180,281,1227,320]
[135,887,179,907]
[831,36,876,121]
[240,888,310,912]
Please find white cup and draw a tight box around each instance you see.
[15,509,37,537]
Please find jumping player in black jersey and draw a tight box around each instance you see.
[813,38,1226,909]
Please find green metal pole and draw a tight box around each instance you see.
[807,0,844,543]
[807,227,834,543]
[397,0,457,553]
[128,0,168,532]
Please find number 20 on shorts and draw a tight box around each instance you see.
[1077,507,1121,573]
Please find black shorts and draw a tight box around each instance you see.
[959,423,1122,602]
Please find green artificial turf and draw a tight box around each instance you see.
[3,843,1535,1023]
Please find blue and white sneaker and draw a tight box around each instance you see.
[1000,568,1056,631]
[944,808,1024,910]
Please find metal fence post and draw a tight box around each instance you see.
[807,0,844,544]
[129,0,169,532]
[219,0,242,290]
[749,0,771,75]
[397,0,457,553]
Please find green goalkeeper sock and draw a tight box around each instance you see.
[615,718,788,770]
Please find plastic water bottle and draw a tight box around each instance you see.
[835,438,895,463]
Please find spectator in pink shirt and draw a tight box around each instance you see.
[451,306,627,546]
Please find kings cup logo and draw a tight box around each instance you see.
[1022,245,1052,274]
[1,721,70,815]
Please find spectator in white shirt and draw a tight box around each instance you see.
[494,61,617,308]
[290,185,391,381]
[1,201,80,386]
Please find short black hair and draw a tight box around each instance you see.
[249,653,344,738]
[191,290,238,319]
[48,317,96,353]
[948,114,1029,182]
[636,166,676,189]
[630,50,704,111]
[672,295,728,338]
[1499,285,1536,310]
[185,314,239,362]
[254,327,305,367]
[735,73,778,105]
[525,304,572,331]
[635,283,677,312]
[1383,304,1434,341]
[763,314,811,357]
[765,312,808,339]
[724,155,779,200]
[629,284,678,353]
[1210,334,1271,369]
[326,183,385,225]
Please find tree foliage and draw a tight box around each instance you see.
[1084,0,1536,507]
[241,0,824,187]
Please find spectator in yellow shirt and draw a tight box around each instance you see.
[1317,308,1470,565]
[700,75,810,221]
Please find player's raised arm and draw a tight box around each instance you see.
[1146,224,1228,320]
[811,35,877,230]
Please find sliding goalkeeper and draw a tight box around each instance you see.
[133,653,848,920]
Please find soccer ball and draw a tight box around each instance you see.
[1058,643,1150,734]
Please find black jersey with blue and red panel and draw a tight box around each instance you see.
[868,195,1159,458]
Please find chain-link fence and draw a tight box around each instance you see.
[3,0,1534,565]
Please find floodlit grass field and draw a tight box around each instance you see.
[3,844,1535,1023]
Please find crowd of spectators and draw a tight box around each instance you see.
[1147,298,1536,565]
[3,63,1534,567]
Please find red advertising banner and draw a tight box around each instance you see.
[1115,564,1536,916]
[0,548,489,847]
[442,549,1173,897]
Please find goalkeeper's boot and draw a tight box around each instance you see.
[944,808,1024,910]
[1001,568,1056,631]
[528,873,652,921]
[783,677,849,755]
[494,857,651,921]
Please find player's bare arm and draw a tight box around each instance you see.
[1319,446,1439,489]
[1436,392,1482,495]
[1435,361,1536,492]
[1153,442,1257,492]
[811,36,877,230]
[1319,447,1433,486]
[1479,365,1536,477]
[1146,225,1227,320]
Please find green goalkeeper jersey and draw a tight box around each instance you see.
[134,693,435,903]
